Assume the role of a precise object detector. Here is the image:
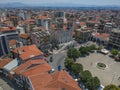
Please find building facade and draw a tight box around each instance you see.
[50,28,73,48]
[75,27,93,43]
[31,30,50,53]
[109,29,120,49]
[0,27,19,56]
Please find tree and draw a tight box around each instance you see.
[89,44,96,50]
[86,76,100,90]
[97,45,103,50]
[67,48,80,59]
[79,46,88,55]
[64,58,74,69]
[71,63,83,74]
[103,84,120,90]
[80,70,92,83]
[111,49,119,56]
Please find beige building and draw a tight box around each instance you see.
[109,29,120,49]
[75,27,93,43]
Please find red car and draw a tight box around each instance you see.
[44,54,49,57]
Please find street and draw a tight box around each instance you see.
[46,51,67,71]
[46,41,96,71]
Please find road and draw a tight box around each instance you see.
[46,41,96,71]
[46,51,67,71]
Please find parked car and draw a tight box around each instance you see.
[115,56,120,62]
[109,54,115,58]
[101,49,109,55]
[98,84,104,90]
[44,54,49,57]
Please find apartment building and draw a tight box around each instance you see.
[75,27,93,43]
[31,30,50,53]
[10,16,18,27]
[109,29,120,49]
[35,15,51,32]
[0,27,19,56]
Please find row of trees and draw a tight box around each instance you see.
[64,57,100,90]
[80,70,100,90]
[67,44,96,60]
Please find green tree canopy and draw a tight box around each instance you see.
[86,76,100,90]
[71,63,83,74]
[67,48,80,59]
[89,44,96,50]
[64,58,74,69]
[79,46,88,54]
[97,45,103,50]
[103,84,120,90]
[80,70,92,83]
[111,49,119,56]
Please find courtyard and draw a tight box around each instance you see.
[76,52,120,86]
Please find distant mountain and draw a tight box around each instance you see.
[29,3,120,8]
[0,2,120,8]
[0,2,26,8]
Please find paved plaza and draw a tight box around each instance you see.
[76,52,120,86]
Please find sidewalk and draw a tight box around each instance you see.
[0,77,13,90]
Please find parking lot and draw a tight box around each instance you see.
[76,52,120,86]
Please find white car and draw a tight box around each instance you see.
[101,49,109,54]
[98,84,104,90]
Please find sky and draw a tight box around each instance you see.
[0,0,120,6]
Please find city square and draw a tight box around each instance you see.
[76,52,120,86]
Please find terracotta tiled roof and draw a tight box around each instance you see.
[25,19,35,22]
[18,21,25,26]
[14,59,47,75]
[36,16,48,19]
[29,72,52,90]
[29,70,81,90]
[13,45,43,60]
[20,34,29,39]
[93,33,110,41]
[3,21,13,25]
[80,22,86,26]
[9,40,16,45]
[0,27,17,32]
[0,59,12,69]
[47,70,81,90]
[10,16,18,18]
[22,62,51,77]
